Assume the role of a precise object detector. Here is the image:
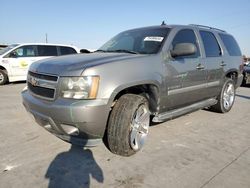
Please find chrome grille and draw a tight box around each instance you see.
[28,71,58,82]
[27,71,58,100]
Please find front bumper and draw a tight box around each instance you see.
[22,90,110,146]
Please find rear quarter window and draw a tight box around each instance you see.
[219,34,242,56]
[59,46,77,55]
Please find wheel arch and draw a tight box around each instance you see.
[0,65,8,73]
[225,69,238,85]
[108,81,161,114]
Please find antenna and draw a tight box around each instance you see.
[45,33,48,43]
[161,21,166,26]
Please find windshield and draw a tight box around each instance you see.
[98,27,170,54]
[0,44,19,55]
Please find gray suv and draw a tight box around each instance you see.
[22,24,243,156]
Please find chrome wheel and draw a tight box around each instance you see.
[223,82,235,110]
[130,104,150,151]
[0,72,4,83]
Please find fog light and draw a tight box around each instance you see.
[22,86,28,92]
[44,124,52,130]
[61,124,79,135]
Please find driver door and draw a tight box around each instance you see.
[163,29,207,111]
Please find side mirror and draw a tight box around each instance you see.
[80,49,91,53]
[9,51,18,58]
[171,43,197,58]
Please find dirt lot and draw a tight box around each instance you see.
[0,82,250,188]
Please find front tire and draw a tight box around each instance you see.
[211,78,235,113]
[0,70,8,85]
[107,94,150,156]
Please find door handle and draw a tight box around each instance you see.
[220,61,227,67]
[196,64,205,70]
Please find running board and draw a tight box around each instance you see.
[153,98,217,122]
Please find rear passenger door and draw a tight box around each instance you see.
[199,30,224,97]
[164,29,207,110]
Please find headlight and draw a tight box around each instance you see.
[60,76,100,99]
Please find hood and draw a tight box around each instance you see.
[30,53,146,76]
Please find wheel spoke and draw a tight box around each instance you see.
[223,96,228,102]
[226,84,233,94]
[138,124,148,134]
[137,112,149,125]
[0,74,3,81]
[130,128,139,150]
[130,104,150,151]
[223,83,235,110]
[135,107,147,122]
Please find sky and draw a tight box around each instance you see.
[1,0,250,55]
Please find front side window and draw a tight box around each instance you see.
[171,29,200,58]
[37,45,58,56]
[200,31,221,57]
[11,45,36,57]
[219,34,241,56]
[99,28,170,54]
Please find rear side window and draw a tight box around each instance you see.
[200,31,221,57]
[37,45,58,56]
[60,46,77,55]
[172,29,200,58]
[219,34,242,56]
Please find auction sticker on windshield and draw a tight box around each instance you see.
[144,36,164,42]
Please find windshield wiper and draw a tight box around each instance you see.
[108,49,139,54]
[94,49,139,54]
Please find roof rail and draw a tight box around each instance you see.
[189,24,226,32]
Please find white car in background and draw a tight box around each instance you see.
[0,43,79,85]
[0,44,8,50]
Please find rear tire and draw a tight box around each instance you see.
[0,70,8,85]
[211,78,235,113]
[107,94,150,156]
